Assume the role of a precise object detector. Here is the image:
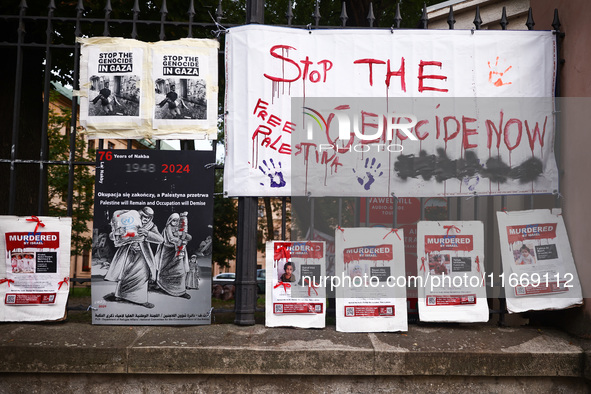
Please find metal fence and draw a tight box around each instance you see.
[0,0,563,325]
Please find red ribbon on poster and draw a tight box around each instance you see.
[382,228,401,240]
[420,257,426,272]
[0,278,15,287]
[58,277,69,290]
[444,225,461,235]
[475,256,485,286]
[26,216,45,234]
[274,282,291,293]
[336,226,346,241]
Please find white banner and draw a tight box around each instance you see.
[497,209,583,313]
[224,25,557,197]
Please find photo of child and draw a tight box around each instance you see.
[513,244,536,265]
[428,253,450,275]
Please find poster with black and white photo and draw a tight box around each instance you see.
[79,38,146,131]
[91,149,214,325]
[417,221,488,323]
[151,40,218,138]
[497,209,583,313]
[0,216,72,322]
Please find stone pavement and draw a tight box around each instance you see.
[1,322,590,392]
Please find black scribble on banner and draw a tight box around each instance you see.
[394,150,543,185]
[457,150,481,179]
[508,157,544,183]
[480,157,510,183]
[415,150,436,181]
[433,148,457,182]
[393,154,415,181]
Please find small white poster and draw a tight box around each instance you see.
[417,221,488,322]
[151,40,218,138]
[0,216,72,322]
[497,209,583,313]
[335,227,407,332]
[79,37,146,132]
[265,241,326,328]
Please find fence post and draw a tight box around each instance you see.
[234,197,259,325]
[234,0,265,326]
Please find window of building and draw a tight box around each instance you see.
[82,249,91,272]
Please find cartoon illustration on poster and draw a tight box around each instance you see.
[497,209,583,313]
[417,221,488,323]
[0,216,72,322]
[335,227,407,332]
[266,241,326,328]
[91,150,214,325]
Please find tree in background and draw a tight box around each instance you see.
[213,127,238,271]
[47,91,94,258]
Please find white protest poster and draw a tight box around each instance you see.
[151,39,219,139]
[497,209,583,313]
[265,241,326,328]
[335,227,407,332]
[0,216,72,322]
[416,221,488,323]
[79,37,218,140]
[79,37,147,134]
[224,25,557,197]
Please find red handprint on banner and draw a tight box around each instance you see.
[488,57,512,87]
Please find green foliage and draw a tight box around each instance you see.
[213,166,238,270]
[47,90,94,257]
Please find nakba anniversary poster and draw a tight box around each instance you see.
[91,149,214,325]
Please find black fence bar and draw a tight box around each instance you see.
[234,197,258,325]
[553,11,564,210]
[281,197,287,240]
[38,1,56,215]
[67,0,84,218]
[233,0,266,325]
[8,2,27,215]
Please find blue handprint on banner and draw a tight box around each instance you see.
[353,157,383,191]
[259,159,286,188]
